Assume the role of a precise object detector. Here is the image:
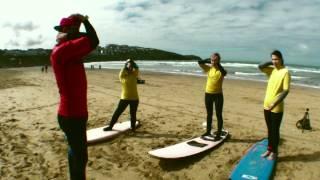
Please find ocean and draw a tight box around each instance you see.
[85,61,320,89]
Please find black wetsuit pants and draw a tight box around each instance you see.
[109,99,139,130]
[205,93,224,135]
[264,110,283,153]
[58,115,88,180]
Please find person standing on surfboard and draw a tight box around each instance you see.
[259,50,291,160]
[51,13,99,180]
[103,59,140,132]
[198,53,227,141]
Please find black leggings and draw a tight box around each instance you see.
[109,99,139,129]
[264,110,283,153]
[205,93,224,134]
[58,115,87,180]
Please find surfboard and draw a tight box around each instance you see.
[148,130,229,159]
[87,120,139,144]
[229,138,276,180]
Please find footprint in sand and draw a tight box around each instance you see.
[8,106,16,111]
[6,118,19,123]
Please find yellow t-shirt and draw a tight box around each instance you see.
[200,64,224,94]
[119,68,139,100]
[262,66,291,113]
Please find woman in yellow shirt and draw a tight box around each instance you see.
[104,59,139,132]
[259,50,291,160]
[198,53,227,141]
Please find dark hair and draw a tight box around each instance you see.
[271,50,284,65]
[213,53,221,61]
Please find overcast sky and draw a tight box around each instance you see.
[1,0,319,66]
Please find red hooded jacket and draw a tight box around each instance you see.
[50,36,93,118]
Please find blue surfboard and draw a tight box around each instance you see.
[229,139,276,180]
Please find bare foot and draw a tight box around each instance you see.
[261,150,271,158]
[267,152,277,160]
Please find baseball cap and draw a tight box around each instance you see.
[54,17,81,32]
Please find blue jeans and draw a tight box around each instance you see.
[58,115,88,180]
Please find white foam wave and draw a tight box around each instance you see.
[288,67,320,74]
[222,63,258,68]
[235,72,261,76]
[84,61,320,89]
[291,76,308,79]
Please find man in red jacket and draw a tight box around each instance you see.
[50,13,99,180]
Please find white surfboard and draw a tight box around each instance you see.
[87,120,140,144]
[148,130,229,159]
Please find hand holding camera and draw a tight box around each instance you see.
[124,59,139,71]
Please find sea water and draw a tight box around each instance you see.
[85,60,320,89]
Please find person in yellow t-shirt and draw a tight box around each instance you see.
[104,59,139,132]
[259,50,291,160]
[198,53,227,141]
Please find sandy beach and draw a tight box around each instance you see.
[0,67,319,180]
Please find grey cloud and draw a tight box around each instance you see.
[4,35,43,48]
[135,1,152,10]
[6,40,20,47]
[114,1,152,12]
[103,0,319,64]
[3,22,38,31]
[25,36,43,47]
[2,22,11,28]
[126,12,143,19]
[13,22,38,31]
[224,0,269,12]
[2,21,38,36]
[115,2,126,11]
[159,0,172,4]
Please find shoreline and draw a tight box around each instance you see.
[85,60,320,89]
[93,67,320,90]
[3,65,320,89]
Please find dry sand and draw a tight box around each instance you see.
[0,67,319,180]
